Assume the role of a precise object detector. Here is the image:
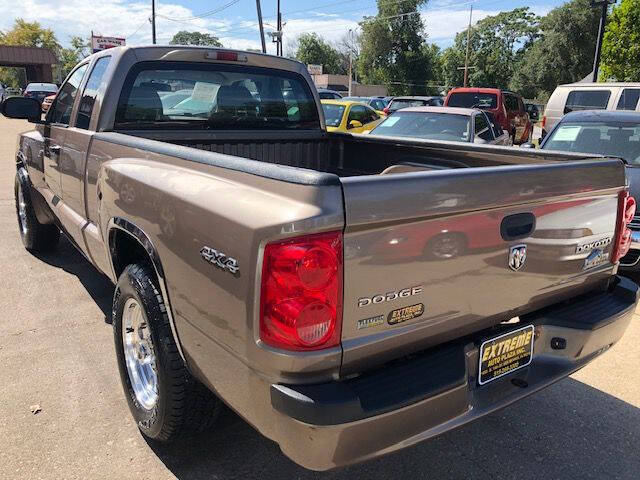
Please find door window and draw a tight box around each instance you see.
[565,90,611,113]
[348,105,367,125]
[474,113,494,141]
[362,106,379,124]
[484,112,504,137]
[49,64,88,125]
[616,89,640,111]
[504,94,519,112]
[76,57,111,129]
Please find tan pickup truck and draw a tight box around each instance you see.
[2,46,638,471]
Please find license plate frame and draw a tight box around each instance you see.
[478,324,534,385]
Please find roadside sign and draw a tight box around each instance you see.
[307,64,323,75]
[91,35,126,53]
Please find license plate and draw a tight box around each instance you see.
[478,325,534,385]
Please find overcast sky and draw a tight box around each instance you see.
[0,0,560,54]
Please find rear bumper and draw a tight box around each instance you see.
[269,276,638,470]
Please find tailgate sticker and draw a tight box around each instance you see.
[356,315,385,330]
[478,325,534,385]
[388,303,425,325]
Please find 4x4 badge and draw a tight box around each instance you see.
[508,244,527,271]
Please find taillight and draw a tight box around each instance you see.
[541,116,546,129]
[383,107,389,115]
[612,191,636,263]
[204,50,247,62]
[260,231,343,351]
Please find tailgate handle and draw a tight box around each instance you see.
[501,213,536,241]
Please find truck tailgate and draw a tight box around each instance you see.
[340,159,625,374]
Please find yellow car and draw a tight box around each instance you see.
[321,100,384,133]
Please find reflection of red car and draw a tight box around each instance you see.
[367,200,592,261]
[41,94,55,113]
[445,88,532,144]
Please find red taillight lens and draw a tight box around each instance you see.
[541,116,546,129]
[383,107,389,115]
[260,231,343,351]
[612,192,636,263]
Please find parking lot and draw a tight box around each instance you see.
[1,115,640,480]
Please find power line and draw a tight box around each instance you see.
[158,0,240,21]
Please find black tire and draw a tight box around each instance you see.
[14,173,59,252]
[113,263,221,441]
[424,233,467,260]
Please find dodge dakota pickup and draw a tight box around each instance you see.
[2,46,638,471]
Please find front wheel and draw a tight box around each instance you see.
[113,263,221,441]
[14,173,59,252]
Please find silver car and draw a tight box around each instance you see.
[368,106,512,145]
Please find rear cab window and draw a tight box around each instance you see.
[447,92,497,109]
[115,62,320,130]
[565,90,611,113]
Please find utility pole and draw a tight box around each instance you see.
[151,0,156,44]
[591,0,614,82]
[348,29,353,96]
[463,5,473,88]
[276,0,282,56]
[256,0,267,53]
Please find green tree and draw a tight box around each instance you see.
[442,7,539,90]
[59,36,90,80]
[601,0,640,81]
[510,0,601,100]
[358,0,432,95]
[0,19,61,87]
[294,33,345,74]
[169,30,222,47]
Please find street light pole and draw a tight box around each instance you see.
[463,5,473,88]
[591,0,614,82]
[151,0,156,45]
[276,0,282,56]
[256,0,267,53]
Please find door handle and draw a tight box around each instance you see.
[501,213,536,241]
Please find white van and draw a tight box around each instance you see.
[542,83,640,137]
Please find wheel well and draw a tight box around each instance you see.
[109,229,156,281]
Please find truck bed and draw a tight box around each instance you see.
[114,128,599,177]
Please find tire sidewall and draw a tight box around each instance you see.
[113,266,172,439]
[14,174,33,249]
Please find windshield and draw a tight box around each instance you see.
[389,99,429,111]
[448,92,497,109]
[370,111,471,142]
[322,104,346,127]
[115,62,320,130]
[544,122,640,165]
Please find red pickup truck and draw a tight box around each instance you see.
[445,87,533,145]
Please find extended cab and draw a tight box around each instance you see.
[2,46,638,471]
[445,87,533,145]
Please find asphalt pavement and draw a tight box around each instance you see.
[1,116,639,480]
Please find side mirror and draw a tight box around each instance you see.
[348,120,363,129]
[521,142,536,149]
[1,97,42,123]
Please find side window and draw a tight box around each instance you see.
[75,57,111,130]
[348,105,367,124]
[504,94,519,112]
[49,64,88,126]
[371,99,383,110]
[363,106,379,124]
[565,90,611,113]
[474,113,494,141]
[616,89,640,111]
[487,113,503,137]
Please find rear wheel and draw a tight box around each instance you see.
[113,263,221,441]
[14,173,59,252]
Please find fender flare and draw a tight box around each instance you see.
[107,217,187,363]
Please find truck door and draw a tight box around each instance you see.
[44,64,88,203]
